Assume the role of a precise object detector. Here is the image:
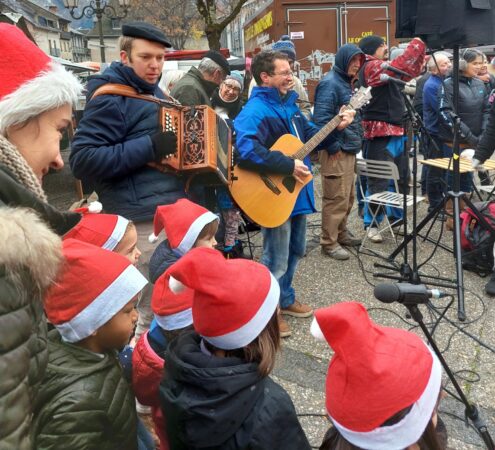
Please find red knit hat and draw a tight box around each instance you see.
[151,270,193,330]
[0,24,82,134]
[149,199,218,253]
[311,302,442,449]
[165,247,279,349]
[63,213,130,251]
[45,239,148,343]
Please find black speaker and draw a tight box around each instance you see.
[396,0,495,47]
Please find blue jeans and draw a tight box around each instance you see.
[261,214,307,308]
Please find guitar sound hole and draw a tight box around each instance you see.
[282,176,296,193]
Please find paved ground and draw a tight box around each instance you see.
[45,151,494,449]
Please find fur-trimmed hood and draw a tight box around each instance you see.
[0,207,62,289]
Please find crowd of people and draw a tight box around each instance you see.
[4,15,495,450]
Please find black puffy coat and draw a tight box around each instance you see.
[160,332,311,450]
[0,163,80,449]
[438,75,490,146]
[475,101,495,163]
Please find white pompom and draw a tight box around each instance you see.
[310,317,326,341]
[88,201,103,213]
[148,233,159,243]
[169,275,185,294]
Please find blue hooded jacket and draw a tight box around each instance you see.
[313,44,365,155]
[234,86,335,216]
[70,62,185,222]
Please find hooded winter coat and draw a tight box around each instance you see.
[70,62,185,222]
[0,153,80,449]
[32,330,138,450]
[313,44,365,155]
[159,332,311,450]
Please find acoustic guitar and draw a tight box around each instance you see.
[229,86,372,228]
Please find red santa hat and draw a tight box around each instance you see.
[311,302,442,450]
[151,270,194,330]
[165,247,279,349]
[45,239,148,343]
[148,199,218,255]
[63,213,130,251]
[0,24,82,135]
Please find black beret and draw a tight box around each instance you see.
[205,50,231,75]
[122,21,172,48]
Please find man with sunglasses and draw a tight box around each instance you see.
[234,50,355,337]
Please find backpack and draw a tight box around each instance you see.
[460,201,495,276]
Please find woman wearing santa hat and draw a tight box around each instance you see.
[0,23,82,449]
[311,302,448,450]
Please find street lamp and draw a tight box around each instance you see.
[63,0,130,63]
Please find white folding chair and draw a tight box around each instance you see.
[356,159,425,251]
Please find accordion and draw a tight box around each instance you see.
[160,104,233,185]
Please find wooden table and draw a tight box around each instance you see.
[419,157,495,173]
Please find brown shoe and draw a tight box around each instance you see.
[281,300,313,318]
[278,314,292,338]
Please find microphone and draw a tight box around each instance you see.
[380,63,412,78]
[374,282,449,305]
[379,74,408,86]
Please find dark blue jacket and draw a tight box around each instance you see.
[70,62,185,222]
[313,44,365,155]
[423,74,443,136]
[234,87,335,216]
[149,239,178,284]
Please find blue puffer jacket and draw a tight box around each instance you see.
[313,44,365,155]
[70,62,185,222]
[234,87,335,216]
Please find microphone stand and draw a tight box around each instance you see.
[377,46,495,321]
[405,301,494,449]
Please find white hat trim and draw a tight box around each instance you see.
[155,307,193,331]
[175,211,219,255]
[331,345,442,450]
[102,215,129,251]
[0,62,82,135]
[55,264,147,343]
[203,273,280,350]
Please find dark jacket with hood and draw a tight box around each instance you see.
[171,66,218,107]
[159,332,311,450]
[438,74,490,147]
[32,330,137,450]
[0,162,80,450]
[70,62,185,222]
[313,44,365,155]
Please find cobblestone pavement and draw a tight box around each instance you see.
[45,153,494,449]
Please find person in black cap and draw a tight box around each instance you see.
[170,50,230,107]
[357,36,425,243]
[70,21,186,345]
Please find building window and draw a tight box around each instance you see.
[111,18,121,29]
[38,16,48,26]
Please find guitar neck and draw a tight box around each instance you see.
[292,112,344,161]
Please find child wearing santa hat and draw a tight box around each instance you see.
[33,239,148,449]
[64,212,141,265]
[311,302,447,450]
[148,198,219,283]
[159,247,311,450]
[132,268,195,450]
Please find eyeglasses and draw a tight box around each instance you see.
[271,71,294,78]
[222,83,241,92]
